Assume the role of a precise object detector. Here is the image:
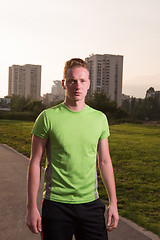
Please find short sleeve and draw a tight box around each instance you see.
[32,110,49,139]
[99,113,110,140]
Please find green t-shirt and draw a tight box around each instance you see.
[32,102,110,204]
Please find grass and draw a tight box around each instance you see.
[98,123,160,236]
[0,120,33,158]
[0,120,160,236]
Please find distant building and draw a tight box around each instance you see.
[145,87,155,98]
[8,64,41,100]
[85,54,123,106]
[42,93,53,105]
[43,80,65,105]
[0,97,10,111]
[122,93,131,101]
[52,80,65,101]
[145,87,160,102]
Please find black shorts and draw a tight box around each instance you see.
[41,198,108,240]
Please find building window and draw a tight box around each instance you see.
[97,87,101,92]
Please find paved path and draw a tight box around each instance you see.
[0,143,159,240]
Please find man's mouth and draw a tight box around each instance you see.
[74,92,81,96]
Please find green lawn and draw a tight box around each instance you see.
[0,120,160,236]
[98,123,160,236]
[0,120,33,158]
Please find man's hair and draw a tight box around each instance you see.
[63,58,89,79]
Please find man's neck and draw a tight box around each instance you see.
[64,98,86,112]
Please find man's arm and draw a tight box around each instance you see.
[97,137,119,232]
[26,135,47,234]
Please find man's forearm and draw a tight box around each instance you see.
[26,135,46,233]
[97,138,119,231]
[27,159,41,210]
[99,159,117,205]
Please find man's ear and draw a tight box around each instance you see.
[62,79,66,89]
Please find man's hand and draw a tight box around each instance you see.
[26,208,42,234]
[107,204,119,232]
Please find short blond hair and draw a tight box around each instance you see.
[63,58,89,79]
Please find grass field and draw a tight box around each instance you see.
[0,120,160,236]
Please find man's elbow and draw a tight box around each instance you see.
[98,155,112,168]
[99,158,108,168]
[29,157,42,168]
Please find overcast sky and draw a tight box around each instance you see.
[0,0,160,98]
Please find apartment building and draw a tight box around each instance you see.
[43,80,65,105]
[85,54,123,106]
[8,64,41,100]
[52,80,65,98]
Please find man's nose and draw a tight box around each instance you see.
[75,80,81,89]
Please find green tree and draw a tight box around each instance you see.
[122,99,131,112]
[86,91,129,119]
[10,95,31,111]
[131,96,160,120]
[21,100,46,115]
[86,91,117,113]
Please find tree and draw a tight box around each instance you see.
[10,95,31,111]
[131,96,160,120]
[86,91,129,119]
[122,99,131,112]
[86,91,116,113]
[21,100,46,115]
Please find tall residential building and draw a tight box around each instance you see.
[43,80,65,105]
[51,80,65,102]
[52,80,65,97]
[8,64,41,100]
[85,54,123,106]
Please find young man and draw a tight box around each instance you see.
[26,58,119,240]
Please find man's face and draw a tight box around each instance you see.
[62,67,90,102]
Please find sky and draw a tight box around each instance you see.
[0,0,160,98]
